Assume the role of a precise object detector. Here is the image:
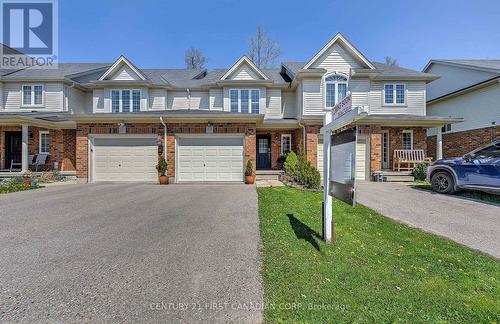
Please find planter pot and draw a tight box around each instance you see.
[245,175,255,184]
[159,175,169,185]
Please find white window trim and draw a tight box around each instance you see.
[383,83,407,106]
[111,89,141,112]
[229,89,260,113]
[39,131,50,154]
[402,130,413,150]
[324,73,349,108]
[21,84,44,107]
[281,134,292,155]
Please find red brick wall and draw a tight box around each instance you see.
[386,127,427,167]
[427,126,499,160]
[0,126,75,171]
[305,126,320,168]
[257,129,297,170]
[76,123,257,180]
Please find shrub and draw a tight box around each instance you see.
[412,161,430,181]
[277,155,287,170]
[284,152,299,178]
[245,160,253,176]
[156,156,168,176]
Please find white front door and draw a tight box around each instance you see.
[176,136,244,182]
[92,137,158,182]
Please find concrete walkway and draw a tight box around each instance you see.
[357,181,500,258]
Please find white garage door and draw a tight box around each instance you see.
[93,137,158,182]
[177,136,243,182]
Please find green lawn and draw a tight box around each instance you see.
[258,187,500,323]
[413,181,500,205]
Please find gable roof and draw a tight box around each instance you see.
[303,32,375,70]
[423,59,500,74]
[220,55,269,80]
[98,55,147,81]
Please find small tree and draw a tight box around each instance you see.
[245,160,253,176]
[248,25,282,68]
[184,47,207,69]
[384,56,398,66]
[156,156,168,176]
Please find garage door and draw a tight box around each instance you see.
[93,137,158,182]
[177,136,244,182]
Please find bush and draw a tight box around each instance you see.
[283,149,321,190]
[276,155,287,170]
[245,160,253,176]
[412,161,430,181]
[156,156,168,176]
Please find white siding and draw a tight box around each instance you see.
[93,89,104,112]
[302,78,323,115]
[190,91,209,110]
[0,83,3,110]
[44,83,64,110]
[209,89,223,110]
[227,63,262,80]
[427,82,500,136]
[168,91,190,110]
[149,88,166,110]
[350,78,369,108]
[66,86,87,113]
[282,90,297,118]
[265,88,282,119]
[310,43,362,74]
[109,65,141,81]
[355,135,368,180]
[426,63,497,101]
[369,81,426,116]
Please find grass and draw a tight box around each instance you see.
[258,187,500,323]
[0,181,39,194]
[413,181,500,205]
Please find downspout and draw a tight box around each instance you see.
[159,116,167,161]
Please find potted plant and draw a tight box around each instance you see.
[245,160,255,184]
[156,156,169,185]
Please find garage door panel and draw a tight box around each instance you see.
[93,137,158,182]
[177,136,243,182]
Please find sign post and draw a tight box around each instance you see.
[321,93,360,242]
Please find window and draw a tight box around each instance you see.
[441,124,452,133]
[111,89,141,112]
[22,84,44,106]
[230,90,239,112]
[229,89,260,113]
[471,143,500,159]
[39,131,49,154]
[281,134,292,155]
[402,130,413,150]
[325,74,348,108]
[384,83,406,105]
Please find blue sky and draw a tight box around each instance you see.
[59,0,500,71]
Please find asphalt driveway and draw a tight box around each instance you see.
[357,181,500,258]
[0,183,263,323]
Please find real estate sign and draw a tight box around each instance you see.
[330,126,357,207]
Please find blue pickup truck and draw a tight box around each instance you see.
[427,140,500,195]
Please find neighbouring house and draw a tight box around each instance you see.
[0,33,460,183]
[424,60,500,159]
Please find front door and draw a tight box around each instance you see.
[382,131,389,169]
[256,135,271,169]
[5,132,22,169]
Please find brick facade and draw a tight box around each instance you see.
[305,126,320,168]
[0,126,76,171]
[75,123,257,180]
[256,129,298,170]
[427,126,499,160]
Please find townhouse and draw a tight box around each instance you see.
[0,33,458,183]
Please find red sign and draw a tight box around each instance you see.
[332,93,352,121]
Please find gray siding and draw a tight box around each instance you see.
[302,78,323,115]
[110,65,140,81]
[2,82,65,111]
[93,89,104,112]
[282,90,297,118]
[209,89,223,110]
[369,81,426,115]
[227,63,261,80]
[149,88,166,110]
[190,91,209,110]
[168,91,190,110]
[310,43,362,74]
[350,78,369,108]
[66,86,87,113]
[265,88,282,119]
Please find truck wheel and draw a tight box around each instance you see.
[431,171,456,194]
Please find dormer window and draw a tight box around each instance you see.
[325,74,348,108]
[22,84,43,106]
[111,89,141,112]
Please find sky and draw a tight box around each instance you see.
[58,0,500,71]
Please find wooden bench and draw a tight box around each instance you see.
[393,149,432,171]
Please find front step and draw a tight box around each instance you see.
[256,170,283,181]
[376,170,415,182]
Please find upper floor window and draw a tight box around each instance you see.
[39,131,50,154]
[22,85,43,106]
[111,89,141,112]
[441,124,451,133]
[384,83,406,105]
[229,89,260,114]
[325,74,348,108]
